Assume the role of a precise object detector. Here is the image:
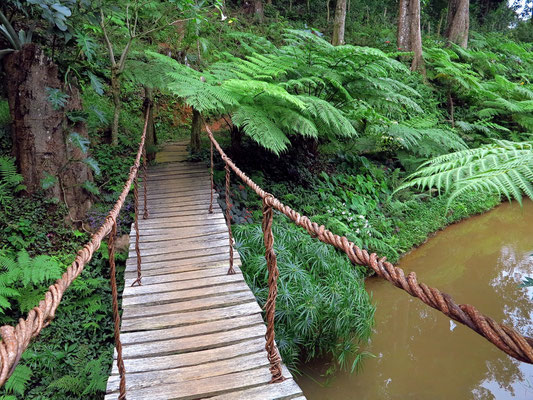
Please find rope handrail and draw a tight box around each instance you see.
[0,106,151,392]
[204,124,533,369]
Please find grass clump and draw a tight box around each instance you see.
[234,218,375,374]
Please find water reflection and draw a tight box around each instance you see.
[297,200,533,399]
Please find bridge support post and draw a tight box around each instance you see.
[262,196,285,383]
[108,221,127,399]
[142,144,149,220]
[225,163,235,275]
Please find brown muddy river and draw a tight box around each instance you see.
[297,200,533,399]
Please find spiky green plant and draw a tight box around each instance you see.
[397,140,533,205]
[234,219,375,373]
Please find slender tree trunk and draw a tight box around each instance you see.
[445,0,469,48]
[253,0,264,22]
[3,44,93,220]
[190,108,202,154]
[397,0,410,51]
[230,126,243,155]
[326,0,330,24]
[110,66,121,146]
[143,86,156,162]
[331,0,347,46]
[409,0,425,73]
[397,0,425,73]
[437,10,445,36]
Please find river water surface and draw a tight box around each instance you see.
[297,200,533,399]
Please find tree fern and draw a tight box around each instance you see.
[397,140,533,205]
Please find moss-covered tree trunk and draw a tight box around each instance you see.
[3,44,93,220]
[332,0,347,45]
[446,0,469,48]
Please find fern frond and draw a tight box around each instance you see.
[397,140,533,204]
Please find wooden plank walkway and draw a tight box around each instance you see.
[105,141,305,399]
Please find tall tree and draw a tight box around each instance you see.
[445,0,469,48]
[397,0,425,72]
[331,0,347,45]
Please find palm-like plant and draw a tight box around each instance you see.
[398,140,533,205]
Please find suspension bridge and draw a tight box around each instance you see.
[0,106,532,399]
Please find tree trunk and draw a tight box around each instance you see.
[143,86,156,162]
[397,0,410,51]
[190,108,202,154]
[445,0,469,48]
[3,44,93,220]
[397,0,425,73]
[230,126,243,155]
[110,66,121,146]
[331,0,347,46]
[253,0,264,22]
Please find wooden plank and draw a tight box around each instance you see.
[120,313,263,345]
[125,251,240,272]
[124,257,240,277]
[208,379,304,400]
[122,290,254,320]
[122,274,244,298]
[131,226,228,242]
[121,301,262,331]
[125,262,239,282]
[124,265,242,287]
[111,337,266,374]
[125,244,232,264]
[133,219,228,232]
[137,213,225,228]
[105,366,292,400]
[121,281,250,307]
[127,235,228,256]
[145,188,214,200]
[118,324,267,359]
[107,352,270,393]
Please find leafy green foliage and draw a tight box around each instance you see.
[234,220,375,372]
[4,365,32,397]
[0,156,24,209]
[0,250,62,314]
[399,140,533,205]
[45,87,69,110]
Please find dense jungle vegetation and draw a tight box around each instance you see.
[0,0,532,397]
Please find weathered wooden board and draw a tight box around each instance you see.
[106,142,305,400]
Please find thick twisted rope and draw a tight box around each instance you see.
[0,107,150,386]
[205,125,533,365]
[262,197,285,383]
[225,163,235,275]
[107,222,126,400]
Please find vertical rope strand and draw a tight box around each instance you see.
[209,140,214,214]
[131,172,142,286]
[108,221,127,399]
[262,196,285,383]
[142,144,149,220]
[225,163,235,275]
